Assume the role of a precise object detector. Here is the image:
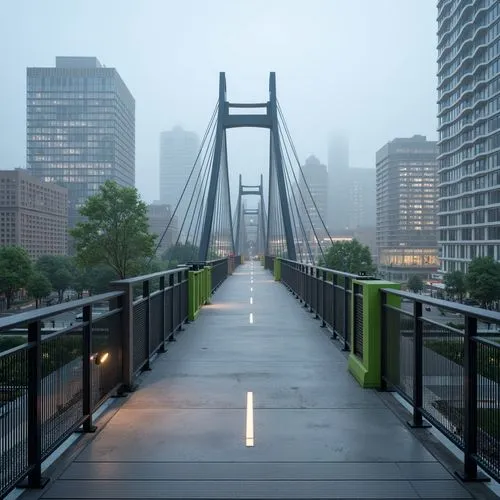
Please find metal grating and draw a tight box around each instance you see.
[353,284,364,359]
[132,300,148,372]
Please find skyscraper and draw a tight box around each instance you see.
[327,133,376,232]
[299,155,328,241]
[437,0,500,272]
[159,126,200,235]
[27,57,135,229]
[376,135,438,281]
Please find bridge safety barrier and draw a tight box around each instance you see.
[0,256,241,499]
[267,255,500,484]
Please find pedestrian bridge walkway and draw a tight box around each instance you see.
[32,262,486,500]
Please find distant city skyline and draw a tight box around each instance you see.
[0,0,438,204]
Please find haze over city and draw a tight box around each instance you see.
[0,0,438,203]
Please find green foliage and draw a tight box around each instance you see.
[444,270,467,301]
[73,265,119,295]
[322,239,376,275]
[162,242,199,265]
[466,257,500,307]
[0,246,32,308]
[36,255,75,302]
[26,271,52,307]
[0,336,27,353]
[407,274,424,293]
[70,181,155,278]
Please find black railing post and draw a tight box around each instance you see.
[408,301,429,428]
[380,291,387,391]
[331,275,337,340]
[169,273,176,340]
[112,282,136,393]
[321,270,326,327]
[308,267,313,313]
[457,314,488,482]
[342,277,350,351]
[82,304,97,432]
[143,280,151,371]
[303,266,308,308]
[314,268,320,319]
[25,320,48,488]
[159,276,167,352]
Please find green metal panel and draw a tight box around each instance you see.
[348,280,401,388]
[274,258,281,281]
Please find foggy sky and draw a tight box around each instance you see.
[0,0,438,204]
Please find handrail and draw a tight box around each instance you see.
[0,291,123,330]
[110,266,189,285]
[381,287,500,323]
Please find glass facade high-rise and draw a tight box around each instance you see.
[27,57,135,229]
[376,135,439,282]
[437,0,500,272]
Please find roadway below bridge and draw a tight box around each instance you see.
[31,262,495,499]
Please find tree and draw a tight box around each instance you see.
[466,257,500,308]
[36,255,75,303]
[27,271,52,308]
[162,242,200,265]
[70,181,155,278]
[73,265,118,296]
[407,274,424,293]
[321,239,376,275]
[0,246,32,309]
[444,270,467,301]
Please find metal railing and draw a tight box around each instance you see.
[0,258,238,499]
[264,255,275,273]
[381,289,500,483]
[278,258,374,350]
[0,292,124,497]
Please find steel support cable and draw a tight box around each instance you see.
[222,134,236,255]
[184,135,216,247]
[212,167,223,257]
[278,124,316,263]
[278,120,325,263]
[277,101,333,248]
[150,101,219,259]
[271,134,286,257]
[175,120,218,250]
[283,157,310,263]
[191,137,217,256]
[271,143,283,256]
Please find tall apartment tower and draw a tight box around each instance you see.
[159,126,200,236]
[27,57,135,229]
[0,169,68,259]
[376,135,439,281]
[437,0,500,272]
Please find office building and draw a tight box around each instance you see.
[376,135,438,281]
[147,202,178,257]
[27,56,135,229]
[159,126,199,236]
[327,133,376,232]
[437,0,500,272]
[299,155,328,242]
[0,169,68,258]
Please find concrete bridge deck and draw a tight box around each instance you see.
[28,262,494,499]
